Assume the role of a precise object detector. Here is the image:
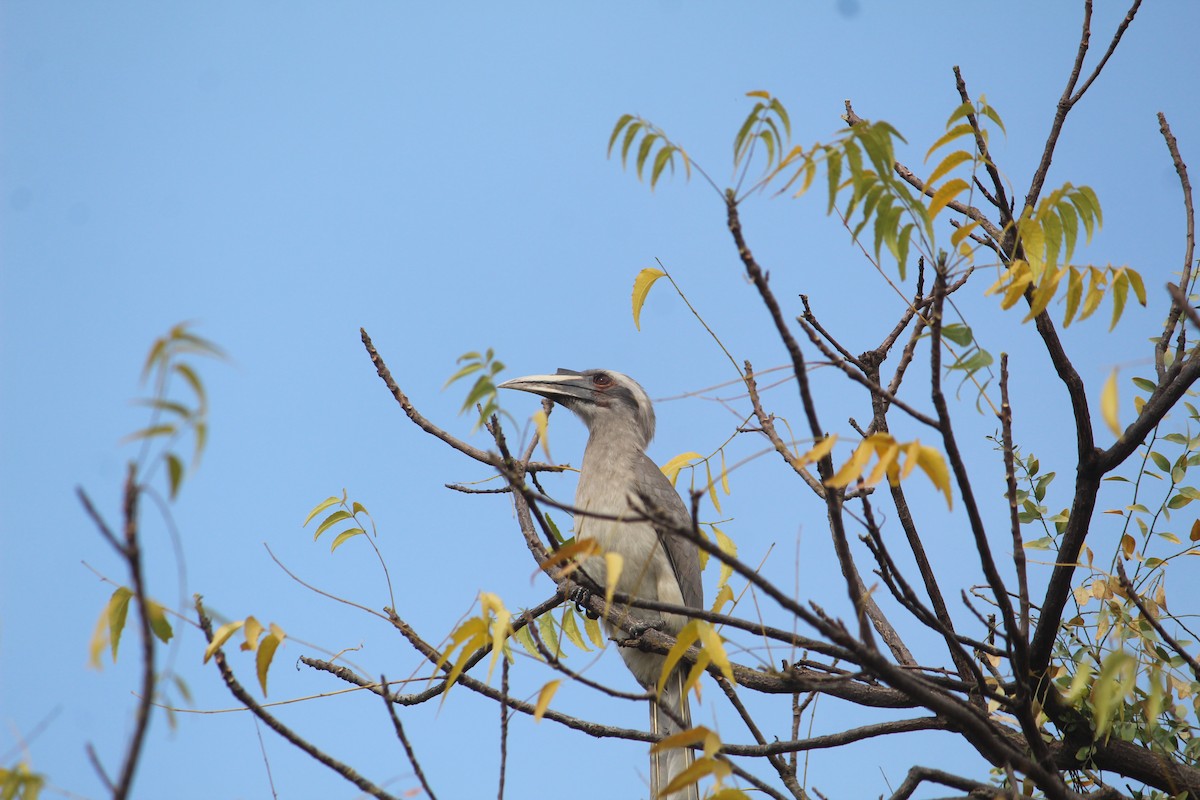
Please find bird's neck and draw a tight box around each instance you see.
[576,419,648,512]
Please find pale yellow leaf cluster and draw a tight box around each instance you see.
[651,726,749,799]
[434,592,513,702]
[199,615,286,695]
[824,433,953,509]
[658,620,736,700]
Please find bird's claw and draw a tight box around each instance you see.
[569,586,600,619]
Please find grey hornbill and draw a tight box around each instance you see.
[500,368,703,800]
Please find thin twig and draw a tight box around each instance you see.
[195,597,401,800]
[380,674,439,800]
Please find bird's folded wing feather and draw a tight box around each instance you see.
[637,453,704,610]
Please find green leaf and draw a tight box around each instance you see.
[608,114,634,156]
[303,496,342,527]
[443,361,483,389]
[107,587,133,661]
[635,132,658,179]
[314,510,352,540]
[147,600,174,644]
[330,527,366,553]
[560,607,590,652]
[122,424,176,443]
[173,362,207,409]
[941,323,973,347]
[166,453,184,500]
[650,145,673,189]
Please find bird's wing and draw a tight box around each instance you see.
[637,453,704,610]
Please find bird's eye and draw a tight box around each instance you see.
[592,373,612,387]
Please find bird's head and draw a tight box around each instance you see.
[498,368,656,448]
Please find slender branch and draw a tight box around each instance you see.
[715,677,806,798]
[1024,0,1142,211]
[1156,114,1197,379]
[379,675,439,800]
[497,657,508,800]
[360,328,563,474]
[999,355,1031,639]
[79,465,154,800]
[953,66,1012,227]
[1114,563,1200,682]
[195,597,401,800]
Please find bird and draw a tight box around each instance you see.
[499,368,703,800]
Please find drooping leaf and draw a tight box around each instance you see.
[303,496,342,527]
[256,625,285,696]
[1101,369,1121,438]
[533,680,561,722]
[560,607,590,652]
[107,587,133,661]
[632,268,666,331]
[660,451,703,486]
[330,527,366,553]
[146,600,173,644]
[204,619,245,663]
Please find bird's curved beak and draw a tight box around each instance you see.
[497,369,592,404]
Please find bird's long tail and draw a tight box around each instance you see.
[649,666,697,800]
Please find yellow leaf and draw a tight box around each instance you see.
[925,150,973,189]
[256,627,284,696]
[799,434,837,467]
[533,680,560,722]
[661,756,732,797]
[1121,534,1136,559]
[825,439,872,489]
[1024,265,1066,322]
[536,538,601,580]
[916,445,953,509]
[661,451,703,486]
[900,439,922,480]
[632,268,666,331]
[204,619,245,664]
[241,616,264,651]
[532,409,551,461]
[658,621,702,695]
[719,448,730,495]
[1101,369,1121,438]
[710,584,734,615]
[928,177,970,219]
[696,621,735,684]
[713,527,736,590]
[950,220,980,249]
[705,461,721,514]
[745,90,771,99]
[651,725,718,754]
[584,614,605,648]
[865,440,899,487]
[89,603,110,669]
[480,592,512,682]
[603,552,623,609]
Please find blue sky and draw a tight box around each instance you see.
[3,3,1199,799]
